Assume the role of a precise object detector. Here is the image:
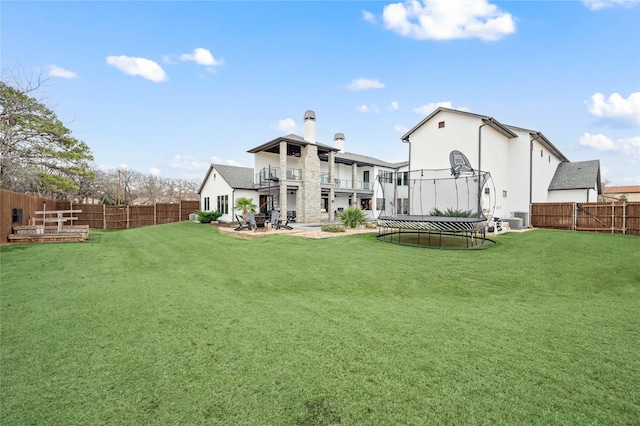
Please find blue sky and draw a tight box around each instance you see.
[3,0,639,185]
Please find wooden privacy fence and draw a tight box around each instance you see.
[2,189,200,243]
[56,200,200,230]
[531,202,640,236]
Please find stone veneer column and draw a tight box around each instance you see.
[328,151,335,222]
[300,144,321,223]
[279,141,288,218]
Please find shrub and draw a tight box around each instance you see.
[429,207,474,218]
[321,224,345,233]
[338,206,368,228]
[197,210,223,223]
[364,221,378,229]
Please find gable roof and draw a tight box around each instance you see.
[401,107,518,141]
[198,164,255,193]
[548,160,601,193]
[401,107,569,162]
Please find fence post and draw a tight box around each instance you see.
[623,202,626,235]
[179,200,182,222]
[572,202,577,231]
[103,204,106,230]
[127,204,130,229]
[611,202,615,234]
[154,203,157,226]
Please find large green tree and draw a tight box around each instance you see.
[0,80,94,197]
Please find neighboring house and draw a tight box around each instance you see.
[199,110,407,223]
[401,107,601,224]
[602,185,640,202]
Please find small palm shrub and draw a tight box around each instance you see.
[338,206,367,228]
[197,210,223,223]
[321,224,345,233]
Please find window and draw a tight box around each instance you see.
[363,170,370,183]
[541,149,544,158]
[376,198,385,211]
[438,121,445,128]
[396,171,408,186]
[321,197,328,212]
[361,198,372,210]
[502,190,508,198]
[217,195,228,214]
[204,197,210,211]
[378,170,393,183]
[484,187,490,195]
[548,155,551,163]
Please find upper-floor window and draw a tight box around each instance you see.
[438,121,445,128]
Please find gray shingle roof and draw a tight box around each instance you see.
[214,164,255,189]
[548,160,601,192]
[198,164,254,193]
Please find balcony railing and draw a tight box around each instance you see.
[320,173,373,191]
[256,167,302,186]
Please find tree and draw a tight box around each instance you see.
[0,79,94,198]
[234,197,257,219]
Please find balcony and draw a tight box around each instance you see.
[320,173,373,191]
[255,167,302,187]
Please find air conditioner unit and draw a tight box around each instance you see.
[512,212,529,227]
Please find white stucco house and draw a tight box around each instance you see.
[200,107,600,225]
[401,107,601,224]
[199,110,407,224]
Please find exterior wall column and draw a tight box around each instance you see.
[328,151,335,222]
[279,141,288,218]
[352,163,358,208]
[300,144,321,223]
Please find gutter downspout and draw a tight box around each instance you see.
[402,137,411,215]
[478,122,488,216]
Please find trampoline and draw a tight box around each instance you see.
[375,150,496,249]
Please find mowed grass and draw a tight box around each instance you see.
[1,223,639,425]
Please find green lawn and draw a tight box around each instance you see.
[1,223,639,425]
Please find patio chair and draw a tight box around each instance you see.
[270,210,293,230]
[254,213,267,231]
[234,214,249,231]
[234,212,255,231]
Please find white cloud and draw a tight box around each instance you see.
[363,10,377,24]
[578,133,640,159]
[394,124,409,133]
[382,0,515,41]
[149,167,161,177]
[47,65,77,79]
[273,118,297,133]
[413,101,452,115]
[180,48,224,66]
[211,156,243,167]
[413,101,469,115]
[586,92,640,126]
[356,104,370,113]
[119,163,129,171]
[346,78,385,91]
[169,154,209,171]
[106,55,167,82]
[582,0,640,10]
[388,101,400,111]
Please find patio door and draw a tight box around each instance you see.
[259,194,274,215]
